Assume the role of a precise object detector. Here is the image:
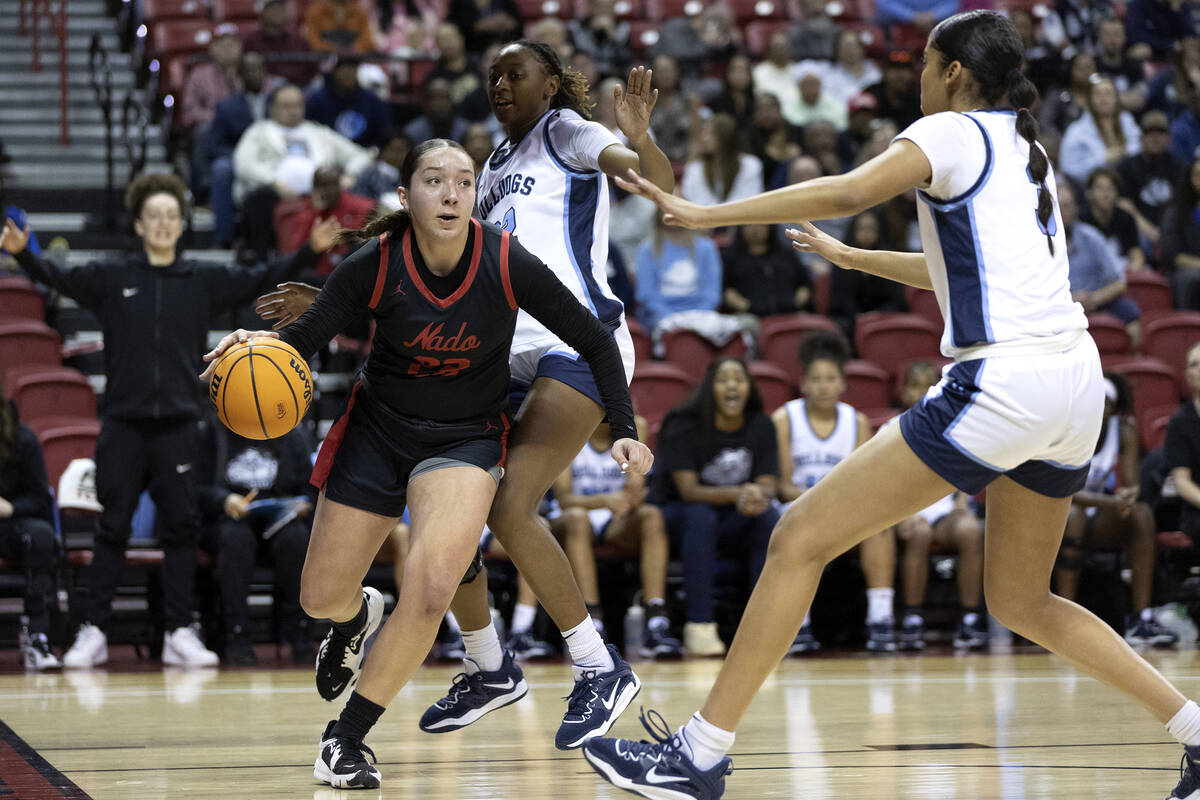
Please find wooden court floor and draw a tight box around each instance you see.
[1,646,1197,799]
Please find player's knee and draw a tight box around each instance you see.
[953,516,982,549]
[411,574,461,620]
[766,521,829,569]
[984,578,1047,628]
[904,519,933,547]
[299,581,353,621]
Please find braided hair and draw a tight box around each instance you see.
[502,39,595,119]
[797,330,851,377]
[930,10,1055,256]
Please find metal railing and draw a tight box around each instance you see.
[20,0,71,146]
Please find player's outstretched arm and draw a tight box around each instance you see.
[611,438,654,476]
[786,222,932,290]
[598,65,675,193]
[256,282,320,329]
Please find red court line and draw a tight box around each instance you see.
[0,720,93,799]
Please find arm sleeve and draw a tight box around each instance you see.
[749,414,780,479]
[11,427,55,525]
[278,239,381,360]
[546,114,622,172]
[894,112,989,201]
[208,244,321,310]
[507,241,638,442]
[14,249,103,309]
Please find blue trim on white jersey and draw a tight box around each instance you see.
[917,113,995,212]
[542,110,601,176]
[555,156,625,326]
[936,205,990,346]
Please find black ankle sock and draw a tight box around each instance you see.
[332,597,368,637]
[332,691,385,742]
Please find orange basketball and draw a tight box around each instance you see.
[208,337,312,440]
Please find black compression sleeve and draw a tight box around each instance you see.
[278,239,379,361]
[506,242,637,443]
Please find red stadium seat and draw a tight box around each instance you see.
[729,0,787,23]
[904,286,941,327]
[747,361,795,413]
[826,0,875,22]
[146,19,215,62]
[0,321,61,375]
[1143,312,1200,393]
[1125,269,1173,316]
[10,367,97,424]
[744,20,793,57]
[811,271,830,315]
[0,277,45,321]
[627,318,652,364]
[38,422,101,489]
[843,359,890,409]
[627,22,661,56]
[610,0,644,20]
[1107,358,1182,433]
[840,22,887,57]
[630,363,693,432]
[1086,312,1134,357]
[759,313,839,383]
[854,314,941,380]
[1140,402,1179,452]
[211,0,261,20]
[646,0,701,19]
[140,0,208,22]
[863,406,899,431]
[514,0,572,17]
[662,330,748,382]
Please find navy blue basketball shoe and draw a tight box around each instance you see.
[555,644,641,750]
[419,650,528,733]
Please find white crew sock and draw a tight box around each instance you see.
[681,712,735,771]
[461,624,503,673]
[511,603,537,634]
[1168,700,1200,747]
[866,588,895,624]
[444,611,460,634]
[563,616,614,676]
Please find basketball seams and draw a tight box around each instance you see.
[218,351,255,438]
[247,343,270,440]
[209,339,312,439]
[243,340,313,415]
[255,349,302,434]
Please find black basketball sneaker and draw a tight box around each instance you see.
[314,720,381,789]
[315,587,384,701]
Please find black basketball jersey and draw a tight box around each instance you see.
[280,219,636,441]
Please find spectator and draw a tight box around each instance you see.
[181,24,243,202]
[351,133,411,208]
[550,420,683,659]
[802,119,842,176]
[1169,64,1200,162]
[1083,167,1145,272]
[242,0,317,88]
[829,211,906,343]
[427,23,480,106]
[646,54,692,163]
[1115,110,1181,241]
[774,330,897,653]
[889,362,986,652]
[208,52,274,249]
[568,0,631,79]
[650,0,740,79]
[876,0,958,27]
[792,71,848,130]
[1147,36,1199,121]
[275,165,376,278]
[788,0,839,61]
[1041,0,1114,52]
[1011,7,1063,98]
[656,357,779,657]
[753,31,802,125]
[303,0,376,54]
[0,384,59,669]
[837,91,879,171]
[1125,0,1196,61]
[1039,51,1096,138]
[1062,181,1143,347]
[1166,341,1200,546]
[747,93,801,190]
[456,42,503,124]
[721,223,812,322]
[681,113,764,207]
[1055,372,1177,648]
[233,85,372,260]
[380,0,439,52]
[306,56,393,148]
[461,122,494,174]
[634,209,723,332]
[197,418,316,665]
[706,53,755,133]
[530,17,574,63]
[0,173,335,669]
[402,77,471,144]
[796,29,882,110]
[1162,157,1200,307]
[1,169,40,263]
[865,50,922,130]
[1060,75,1142,184]
[1094,16,1147,111]
[448,0,522,55]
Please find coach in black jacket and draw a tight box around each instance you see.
[1,173,335,667]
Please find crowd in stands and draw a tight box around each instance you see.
[6,0,1200,668]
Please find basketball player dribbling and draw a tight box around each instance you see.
[577,12,1200,800]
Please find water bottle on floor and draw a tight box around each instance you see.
[623,604,644,655]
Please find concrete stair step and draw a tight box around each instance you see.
[7,142,166,160]
[0,31,121,49]
[2,122,162,141]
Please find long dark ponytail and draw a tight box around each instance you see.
[502,39,595,119]
[930,10,1055,256]
[337,138,471,243]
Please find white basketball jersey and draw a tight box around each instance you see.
[1084,416,1120,493]
[897,111,1087,359]
[570,441,625,496]
[476,109,625,349]
[785,399,858,489]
